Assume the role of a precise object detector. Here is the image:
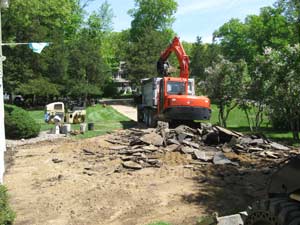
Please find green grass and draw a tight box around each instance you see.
[209,104,297,145]
[209,104,269,128]
[27,103,298,144]
[146,222,171,225]
[28,104,136,139]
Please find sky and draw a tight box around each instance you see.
[87,0,276,43]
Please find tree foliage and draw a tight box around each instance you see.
[189,37,221,83]
[128,0,177,40]
[125,0,177,83]
[256,45,300,139]
[205,56,249,127]
[126,29,172,82]
[2,0,113,104]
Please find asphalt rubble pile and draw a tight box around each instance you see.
[105,121,297,171]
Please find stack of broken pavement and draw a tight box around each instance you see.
[106,122,297,171]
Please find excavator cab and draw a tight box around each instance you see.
[158,77,211,121]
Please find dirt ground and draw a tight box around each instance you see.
[4,129,277,225]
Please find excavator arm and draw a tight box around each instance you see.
[157,36,190,79]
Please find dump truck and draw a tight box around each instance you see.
[137,36,211,127]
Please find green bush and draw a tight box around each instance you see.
[268,108,290,130]
[5,105,40,139]
[0,185,15,225]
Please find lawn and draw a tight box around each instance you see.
[28,104,136,139]
[209,104,296,145]
[208,104,270,128]
[28,103,297,144]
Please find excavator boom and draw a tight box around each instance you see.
[157,36,190,79]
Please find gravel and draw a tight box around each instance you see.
[6,131,68,148]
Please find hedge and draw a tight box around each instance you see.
[5,105,40,139]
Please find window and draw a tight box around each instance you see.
[167,81,186,95]
[54,104,63,110]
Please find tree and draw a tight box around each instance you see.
[213,19,249,62]
[125,29,171,83]
[257,45,300,140]
[205,56,249,127]
[276,0,300,42]
[67,33,110,102]
[189,36,208,81]
[128,0,177,40]
[2,0,83,98]
[213,7,292,64]
[17,77,60,105]
[125,0,177,82]
[238,54,273,131]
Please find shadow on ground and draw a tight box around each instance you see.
[120,120,138,129]
[181,161,277,216]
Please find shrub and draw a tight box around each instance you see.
[267,108,290,130]
[0,185,15,225]
[5,105,40,139]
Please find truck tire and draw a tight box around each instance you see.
[245,197,300,225]
[143,108,149,126]
[148,110,157,128]
[137,107,143,122]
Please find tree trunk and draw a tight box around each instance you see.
[244,109,253,132]
[254,103,264,131]
[290,119,299,140]
[218,104,226,127]
[33,94,36,106]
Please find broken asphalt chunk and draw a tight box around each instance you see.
[221,143,232,153]
[140,132,164,146]
[182,140,200,148]
[215,125,243,141]
[250,138,265,145]
[181,146,196,154]
[213,152,239,166]
[109,145,128,150]
[122,161,143,170]
[142,145,159,151]
[270,142,290,151]
[165,144,180,152]
[168,138,180,145]
[248,147,264,152]
[259,151,279,159]
[194,150,214,162]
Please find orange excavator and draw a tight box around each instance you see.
[137,36,211,127]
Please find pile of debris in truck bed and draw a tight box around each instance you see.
[105,122,298,171]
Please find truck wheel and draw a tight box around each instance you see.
[137,107,143,122]
[143,109,149,126]
[245,197,300,225]
[148,110,157,128]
